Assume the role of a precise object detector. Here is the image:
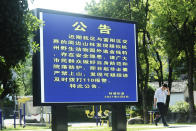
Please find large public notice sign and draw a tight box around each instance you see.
[34,9,138,104]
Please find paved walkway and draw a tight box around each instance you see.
[2,125,196,131]
[3,119,196,131]
[146,125,196,131]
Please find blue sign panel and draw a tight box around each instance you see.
[39,10,137,103]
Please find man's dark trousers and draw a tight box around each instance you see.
[155,102,168,125]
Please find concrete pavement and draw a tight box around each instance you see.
[3,119,196,131]
[2,125,196,131]
[143,125,196,131]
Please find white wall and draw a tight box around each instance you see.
[184,89,196,104]
[193,91,196,104]
[169,93,185,106]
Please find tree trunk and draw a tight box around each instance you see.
[142,31,149,123]
[142,90,148,123]
[155,50,163,85]
[155,69,161,87]
[186,46,195,122]
[166,58,173,112]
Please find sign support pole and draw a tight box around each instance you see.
[112,104,127,131]
[52,105,68,131]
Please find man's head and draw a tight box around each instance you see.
[162,83,168,90]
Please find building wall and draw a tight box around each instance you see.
[169,93,185,106]
[184,89,196,104]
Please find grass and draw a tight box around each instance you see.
[2,124,165,131]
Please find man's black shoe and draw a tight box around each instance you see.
[164,124,169,127]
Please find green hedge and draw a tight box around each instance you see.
[169,102,196,113]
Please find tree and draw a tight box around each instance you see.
[0,0,41,99]
[129,0,152,123]
[14,55,33,96]
[151,0,196,122]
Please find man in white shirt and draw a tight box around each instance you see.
[154,83,170,127]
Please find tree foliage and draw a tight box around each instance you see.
[0,0,41,99]
[0,0,29,66]
[151,0,196,54]
[14,55,33,96]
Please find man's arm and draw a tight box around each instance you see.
[154,98,157,108]
[154,89,158,108]
[166,88,170,95]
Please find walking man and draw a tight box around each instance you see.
[154,83,170,127]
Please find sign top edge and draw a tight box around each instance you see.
[33,8,137,25]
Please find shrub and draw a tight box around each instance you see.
[169,102,189,113]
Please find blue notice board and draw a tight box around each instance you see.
[39,9,138,103]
